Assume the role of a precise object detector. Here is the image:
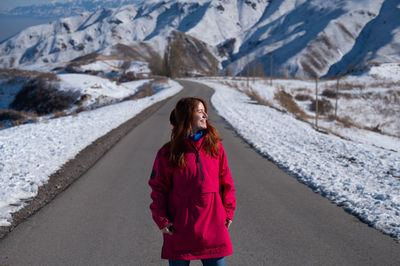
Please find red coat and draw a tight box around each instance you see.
[149,137,236,260]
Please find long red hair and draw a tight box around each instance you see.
[169,97,221,168]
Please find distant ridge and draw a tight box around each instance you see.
[1,0,144,18]
[0,0,399,78]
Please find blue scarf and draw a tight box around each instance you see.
[189,130,204,141]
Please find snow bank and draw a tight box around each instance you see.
[195,79,400,241]
[58,74,148,108]
[0,79,182,226]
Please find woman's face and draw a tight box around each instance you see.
[192,102,208,133]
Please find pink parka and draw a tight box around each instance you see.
[149,137,236,260]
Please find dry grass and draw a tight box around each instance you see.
[153,77,169,84]
[0,68,58,82]
[228,81,241,91]
[90,84,102,89]
[246,89,274,107]
[217,78,399,138]
[94,95,109,103]
[337,92,359,100]
[218,80,310,119]
[53,111,68,118]
[0,109,38,127]
[274,89,308,119]
[342,82,366,90]
[336,116,358,128]
[75,94,91,106]
[368,91,400,119]
[0,109,27,122]
[217,80,275,108]
[369,81,400,88]
[218,80,242,91]
[75,106,89,114]
[325,81,365,91]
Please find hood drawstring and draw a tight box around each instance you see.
[190,141,205,181]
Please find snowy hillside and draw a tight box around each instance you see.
[1,0,399,78]
[0,66,172,130]
[200,64,400,150]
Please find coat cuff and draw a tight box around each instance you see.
[155,217,170,230]
[226,210,234,221]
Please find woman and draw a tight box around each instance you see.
[149,97,236,266]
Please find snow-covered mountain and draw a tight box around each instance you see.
[1,0,144,18]
[0,0,399,78]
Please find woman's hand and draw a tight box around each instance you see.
[161,222,174,235]
[225,219,232,229]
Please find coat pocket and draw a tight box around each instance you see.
[168,193,228,253]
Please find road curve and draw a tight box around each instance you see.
[0,80,399,266]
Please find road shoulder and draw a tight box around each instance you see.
[0,97,171,239]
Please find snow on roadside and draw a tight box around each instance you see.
[194,79,400,241]
[0,79,182,226]
[57,74,148,109]
[212,77,400,151]
[76,60,149,74]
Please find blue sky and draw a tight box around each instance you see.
[1,0,69,9]
[1,0,145,10]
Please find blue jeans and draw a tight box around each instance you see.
[169,257,226,266]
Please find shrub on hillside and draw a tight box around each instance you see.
[0,109,27,122]
[295,94,313,101]
[0,109,37,127]
[11,78,77,115]
[322,89,337,98]
[310,98,333,115]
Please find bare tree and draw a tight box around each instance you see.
[315,78,319,129]
[148,52,167,76]
[243,55,251,88]
[254,61,265,78]
[225,64,234,77]
[164,37,184,78]
[269,53,273,85]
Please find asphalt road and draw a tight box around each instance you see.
[0,80,399,266]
